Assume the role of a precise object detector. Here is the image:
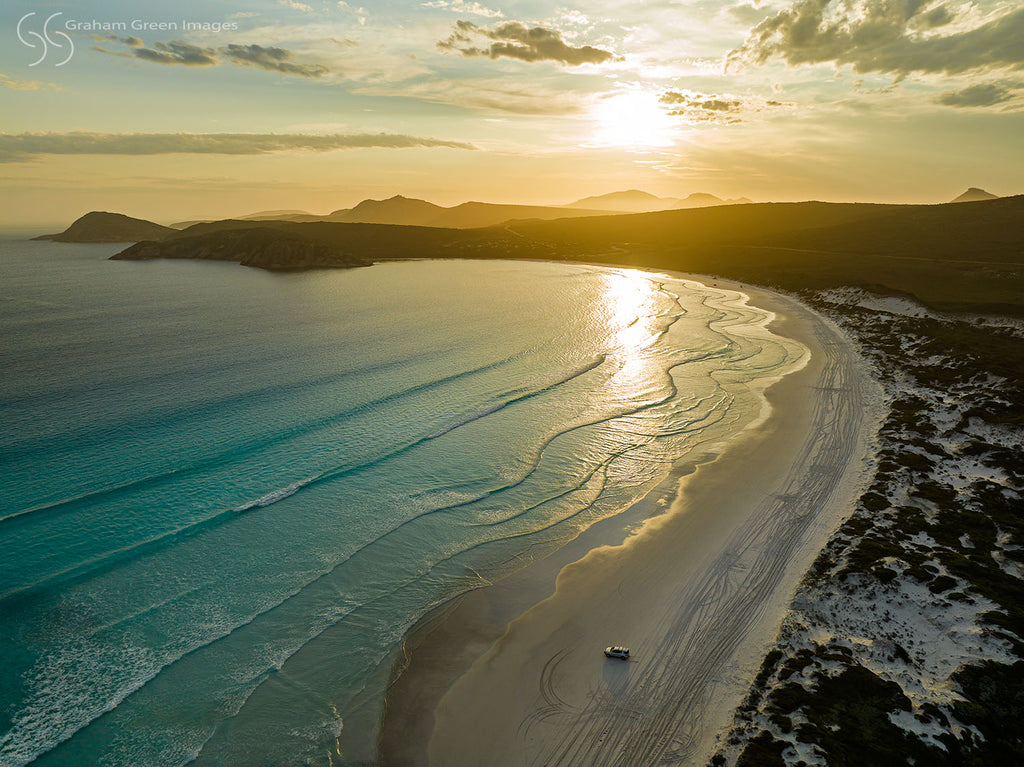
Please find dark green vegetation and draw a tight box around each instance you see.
[112,221,547,270]
[106,195,1024,315]
[34,211,176,243]
[717,297,1024,766]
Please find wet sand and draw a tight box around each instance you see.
[380,275,880,766]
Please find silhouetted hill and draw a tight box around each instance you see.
[676,193,752,208]
[566,190,752,212]
[171,198,622,229]
[433,201,617,228]
[170,210,316,229]
[509,196,1024,313]
[242,209,312,219]
[111,196,1024,314]
[951,187,998,203]
[35,211,175,243]
[114,227,373,270]
[566,190,667,212]
[323,195,619,228]
[327,195,446,226]
[113,220,554,270]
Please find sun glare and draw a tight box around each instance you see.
[602,269,665,396]
[590,91,677,149]
[605,270,659,351]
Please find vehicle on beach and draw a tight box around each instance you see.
[604,646,630,660]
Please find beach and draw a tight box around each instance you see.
[380,276,882,766]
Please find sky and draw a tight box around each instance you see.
[1,0,1022,227]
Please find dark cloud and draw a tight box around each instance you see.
[134,40,218,67]
[730,0,1024,77]
[660,91,743,112]
[937,82,1015,108]
[95,38,328,77]
[657,91,748,124]
[0,132,476,162]
[657,90,786,124]
[92,33,143,47]
[439,20,615,65]
[221,44,328,77]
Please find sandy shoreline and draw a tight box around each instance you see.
[379,273,881,766]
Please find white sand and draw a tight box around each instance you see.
[401,277,881,766]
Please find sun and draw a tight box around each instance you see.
[590,90,678,149]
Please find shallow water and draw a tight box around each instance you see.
[0,244,803,766]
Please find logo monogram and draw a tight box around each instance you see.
[17,12,74,67]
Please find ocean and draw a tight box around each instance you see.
[0,242,805,766]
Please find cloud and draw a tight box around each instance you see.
[134,41,218,67]
[96,38,328,77]
[937,82,1016,108]
[656,90,789,124]
[730,0,1024,77]
[0,132,477,162]
[439,20,615,65]
[423,0,503,18]
[661,91,743,112]
[727,2,776,25]
[222,44,329,77]
[0,73,59,91]
[278,0,313,12]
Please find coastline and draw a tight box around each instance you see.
[379,273,883,766]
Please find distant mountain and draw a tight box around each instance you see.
[950,187,998,203]
[566,190,753,213]
[565,190,667,212]
[327,195,447,226]
[672,193,718,209]
[323,195,617,228]
[670,193,753,209]
[243,209,311,218]
[167,193,752,233]
[34,211,176,243]
[171,210,315,229]
[434,201,617,228]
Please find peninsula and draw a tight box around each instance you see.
[98,194,1024,315]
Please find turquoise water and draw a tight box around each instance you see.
[0,244,804,766]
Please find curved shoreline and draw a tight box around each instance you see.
[379,274,882,766]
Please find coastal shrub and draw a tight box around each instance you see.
[787,665,948,767]
[777,649,816,682]
[928,575,958,594]
[714,292,1024,767]
[897,451,935,472]
[952,661,1024,763]
[911,480,956,506]
[735,731,788,767]
[861,491,889,512]
[753,648,784,690]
